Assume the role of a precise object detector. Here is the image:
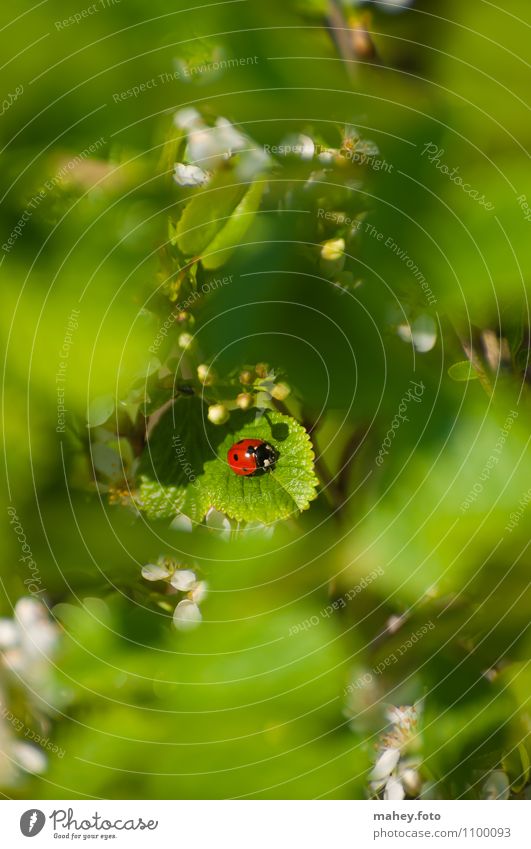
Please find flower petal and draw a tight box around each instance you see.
[170,513,193,533]
[189,581,208,604]
[13,742,47,774]
[173,163,209,187]
[482,770,510,800]
[173,600,202,631]
[384,775,405,801]
[370,747,400,781]
[0,618,19,649]
[141,563,170,582]
[170,570,197,591]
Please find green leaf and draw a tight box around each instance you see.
[136,395,230,520]
[87,394,115,427]
[137,477,186,520]
[137,396,225,488]
[199,411,318,523]
[202,180,265,269]
[448,360,479,381]
[175,176,264,268]
[175,175,246,257]
[135,398,318,524]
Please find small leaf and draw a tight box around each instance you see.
[202,180,265,269]
[87,394,115,427]
[199,411,318,523]
[175,175,246,257]
[175,175,264,269]
[137,477,186,519]
[91,442,126,481]
[448,360,479,382]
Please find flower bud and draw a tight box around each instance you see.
[197,364,214,385]
[236,392,253,410]
[401,767,422,797]
[178,332,194,350]
[208,403,229,425]
[239,370,253,385]
[321,238,345,261]
[255,362,269,379]
[271,381,291,401]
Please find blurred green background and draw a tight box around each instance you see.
[1,0,530,800]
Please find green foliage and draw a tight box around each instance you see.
[138,399,318,523]
[1,0,530,803]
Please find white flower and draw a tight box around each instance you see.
[369,704,424,800]
[384,774,405,800]
[169,513,193,533]
[12,741,47,774]
[280,133,315,160]
[1,598,59,675]
[140,560,207,629]
[189,581,208,605]
[0,601,63,786]
[173,163,210,187]
[205,507,231,537]
[141,563,171,582]
[482,770,510,800]
[187,116,247,167]
[371,747,400,782]
[173,107,202,131]
[317,148,338,165]
[173,599,202,631]
[401,766,422,796]
[0,619,19,650]
[234,147,272,180]
[170,569,197,592]
[398,314,437,352]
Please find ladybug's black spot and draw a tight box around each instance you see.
[233,454,239,461]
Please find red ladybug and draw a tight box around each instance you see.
[227,438,277,476]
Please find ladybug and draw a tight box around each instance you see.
[227,438,277,476]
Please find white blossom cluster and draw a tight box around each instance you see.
[141,557,208,630]
[172,108,272,187]
[0,598,62,787]
[370,704,424,799]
